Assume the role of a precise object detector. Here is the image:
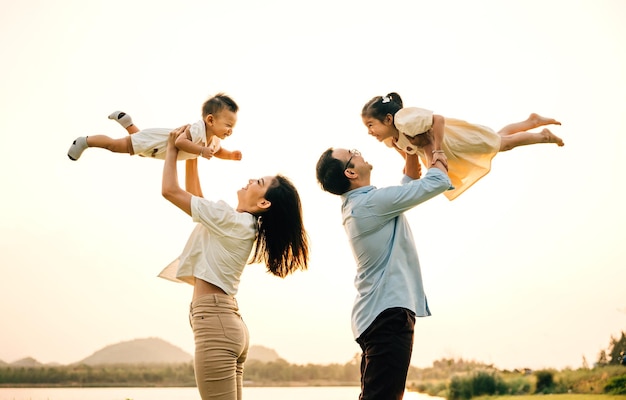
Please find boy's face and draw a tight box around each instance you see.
[362,114,395,141]
[206,110,237,139]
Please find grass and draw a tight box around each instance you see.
[474,395,626,400]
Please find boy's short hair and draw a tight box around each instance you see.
[202,93,238,117]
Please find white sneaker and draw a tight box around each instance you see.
[67,136,88,161]
[108,110,133,129]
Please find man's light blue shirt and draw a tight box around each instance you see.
[341,168,451,339]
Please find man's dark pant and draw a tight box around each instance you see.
[356,307,415,400]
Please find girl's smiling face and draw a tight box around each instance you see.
[362,114,398,141]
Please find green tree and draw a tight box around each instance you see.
[597,350,608,366]
[604,375,626,395]
[534,370,555,394]
[608,331,626,365]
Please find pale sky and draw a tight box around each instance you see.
[1,0,624,371]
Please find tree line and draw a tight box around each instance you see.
[2,331,624,398]
[0,355,495,387]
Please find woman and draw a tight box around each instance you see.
[161,126,309,400]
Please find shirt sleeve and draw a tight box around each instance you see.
[189,120,207,145]
[394,107,434,137]
[367,169,450,217]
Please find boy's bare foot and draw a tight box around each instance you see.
[541,129,564,146]
[530,113,561,128]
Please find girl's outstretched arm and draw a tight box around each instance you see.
[162,126,193,216]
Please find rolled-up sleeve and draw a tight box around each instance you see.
[370,168,451,214]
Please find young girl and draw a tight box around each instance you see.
[361,92,564,200]
[67,93,242,162]
[160,126,309,399]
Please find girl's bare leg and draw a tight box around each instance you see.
[499,128,564,151]
[498,113,561,135]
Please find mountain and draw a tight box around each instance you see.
[248,345,281,362]
[4,339,283,367]
[77,337,192,365]
[10,357,42,367]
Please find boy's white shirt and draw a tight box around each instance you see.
[190,120,221,152]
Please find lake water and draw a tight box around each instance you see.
[0,387,443,400]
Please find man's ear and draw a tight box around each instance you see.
[344,169,357,179]
[257,199,271,210]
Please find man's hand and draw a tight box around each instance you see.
[431,150,448,170]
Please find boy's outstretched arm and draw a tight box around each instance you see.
[213,147,242,161]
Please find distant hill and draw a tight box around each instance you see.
[3,339,283,367]
[10,357,42,368]
[77,337,193,365]
[248,345,281,362]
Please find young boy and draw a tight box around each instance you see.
[67,93,242,162]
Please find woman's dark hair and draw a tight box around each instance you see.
[316,148,351,195]
[361,92,403,122]
[250,175,309,278]
[202,93,239,117]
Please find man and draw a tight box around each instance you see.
[316,146,450,400]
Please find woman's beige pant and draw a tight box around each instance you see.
[190,293,250,400]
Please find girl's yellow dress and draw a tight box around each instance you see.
[384,107,501,200]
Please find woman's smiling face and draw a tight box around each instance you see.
[236,176,275,214]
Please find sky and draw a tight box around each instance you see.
[1,0,625,372]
